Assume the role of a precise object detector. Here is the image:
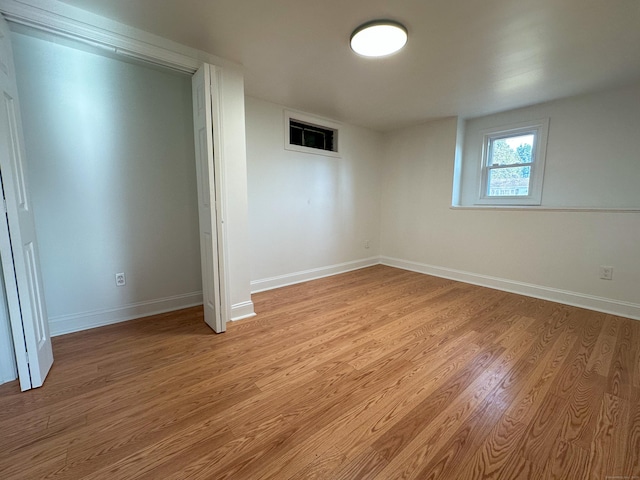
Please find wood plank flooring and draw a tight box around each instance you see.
[0,265,638,479]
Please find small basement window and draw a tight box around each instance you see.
[290,121,335,152]
[284,110,340,157]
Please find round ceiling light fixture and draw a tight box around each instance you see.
[350,20,408,57]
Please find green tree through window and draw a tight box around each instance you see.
[477,119,548,205]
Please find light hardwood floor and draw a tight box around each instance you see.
[0,265,638,479]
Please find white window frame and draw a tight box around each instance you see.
[284,110,341,158]
[476,118,549,206]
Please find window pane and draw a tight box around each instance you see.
[303,129,326,149]
[489,134,534,166]
[488,166,531,196]
[290,124,303,146]
[289,120,335,152]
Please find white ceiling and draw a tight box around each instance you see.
[58,0,640,131]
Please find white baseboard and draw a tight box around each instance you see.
[231,301,256,322]
[381,256,640,321]
[250,257,380,294]
[50,256,637,337]
[49,291,204,337]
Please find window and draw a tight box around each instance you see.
[284,110,340,157]
[289,120,335,152]
[476,119,549,205]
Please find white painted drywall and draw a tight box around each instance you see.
[459,82,640,208]
[0,261,17,385]
[217,68,254,316]
[245,97,383,288]
[12,32,203,332]
[380,115,640,311]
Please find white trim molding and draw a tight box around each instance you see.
[476,118,549,206]
[231,301,256,322]
[284,109,341,158]
[380,256,640,321]
[46,256,640,336]
[451,206,640,213]
[49,292,204,337]
[251,257,380,294]
[0,0,241,73]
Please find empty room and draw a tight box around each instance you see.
[0,0,639,479]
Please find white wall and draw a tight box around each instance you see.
[217,68,254,319]
[7,11,637,346]
[0,262,17,384]
[12,32,203,335]
[460,82,640,208]
[245,97,383,291]
[380,115,640,319]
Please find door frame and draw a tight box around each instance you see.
[192,63,230,332]
[0,4,233,330]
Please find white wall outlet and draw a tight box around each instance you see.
[599,266,613,281]
[364,240,370,249]
[115,272,126,286]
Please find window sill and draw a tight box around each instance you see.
[450,205,640,213]
[284,143,341,158]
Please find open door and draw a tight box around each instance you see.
[192,64,228,333]
[0,15,53,390]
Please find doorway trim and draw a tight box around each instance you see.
[0,0,201,73]
[0,0,239,327]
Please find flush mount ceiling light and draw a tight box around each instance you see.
[350,20,408,57]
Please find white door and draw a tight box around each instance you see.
[192,64,228,333]
[0,15,53,390]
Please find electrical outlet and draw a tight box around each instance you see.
[115,272,126,286]
[364,240,370,249]
[599,266,613,281]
